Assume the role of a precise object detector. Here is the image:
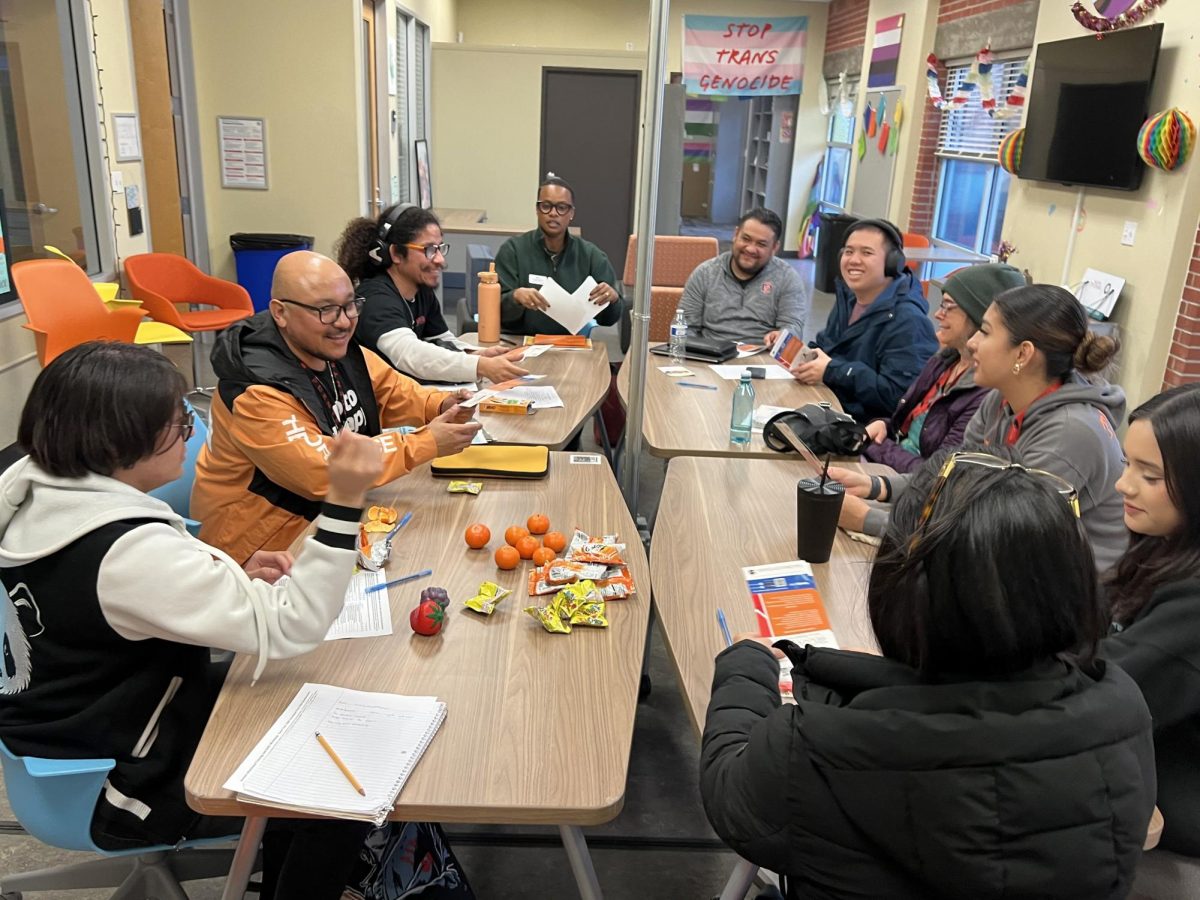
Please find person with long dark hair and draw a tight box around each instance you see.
[832,283,1127,572]
[0,342,385,898]
[1103,383,1200,857]
[700,448,1155,899]
[335,204,528,384]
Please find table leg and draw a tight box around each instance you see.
[220,815,268,900]
[718,857,759,900]
[559,824,603,900]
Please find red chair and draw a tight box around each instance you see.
[124,253,254,388]
[12,259,145,366]
[621,235,720,341]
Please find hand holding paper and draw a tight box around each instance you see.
[538,276,599,335]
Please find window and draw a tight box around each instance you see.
[395,11,430,205]
[818,81,857,210]
[929,57,1026,275]
[0,2,107,283]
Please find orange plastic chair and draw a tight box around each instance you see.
[901,232,931,275]
[123,253,254,387]
[621,235,721,342]
[12,259,146,366]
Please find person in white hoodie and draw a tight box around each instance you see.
[0,341,384,899]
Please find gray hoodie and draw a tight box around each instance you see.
[866,373,1128,572]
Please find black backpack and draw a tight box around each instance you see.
[762,404,869,456]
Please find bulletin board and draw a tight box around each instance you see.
[849,87,902,221]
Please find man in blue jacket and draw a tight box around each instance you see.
[786,218,937,422]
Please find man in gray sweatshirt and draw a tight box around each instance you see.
[678,208,809,344]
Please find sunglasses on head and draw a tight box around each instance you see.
[910,451,1080,552]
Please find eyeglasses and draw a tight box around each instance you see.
[938,298,960,313]
[536,200,574,216]
[911,451,1081,551]
[171,409,195,444]
[403,242,450,260]
[275,297,365,324]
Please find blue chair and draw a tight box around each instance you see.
[148,401,208,537]
[0,738,239,898]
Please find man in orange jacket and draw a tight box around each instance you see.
[193,251,479,562]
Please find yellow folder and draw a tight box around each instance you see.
[431,445,550,479]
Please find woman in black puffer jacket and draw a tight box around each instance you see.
[700,448,1156,900]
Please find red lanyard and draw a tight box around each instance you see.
[900,362,965,435]
[1005,381,1062,446]
[305,362,344,429]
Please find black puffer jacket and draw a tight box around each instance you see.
[700,642,1156,900]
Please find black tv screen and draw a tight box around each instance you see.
[1019,23,1163,191]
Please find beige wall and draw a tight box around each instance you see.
[189,0,363,279]
[1004,5,1200,412]
[0,0,149,446]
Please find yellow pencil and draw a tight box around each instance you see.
[315,731,366,796]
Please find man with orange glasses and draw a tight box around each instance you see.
[496,173,624,336]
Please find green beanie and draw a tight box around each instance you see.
[934,263,1026,327]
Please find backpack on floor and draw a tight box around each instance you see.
[343,821,476,900]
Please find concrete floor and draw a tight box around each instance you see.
[0,258,833,899]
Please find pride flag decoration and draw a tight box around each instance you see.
[683,16,806,96]
[867,14,904,88]
[1137,108,1196,172]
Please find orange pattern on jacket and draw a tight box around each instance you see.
[193,350,447,563]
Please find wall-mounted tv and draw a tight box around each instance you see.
[1019,23,1163,192]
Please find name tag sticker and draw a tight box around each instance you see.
[570,454,602,465]
[529,274,549,286]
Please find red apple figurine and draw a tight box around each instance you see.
[409,600,445,636]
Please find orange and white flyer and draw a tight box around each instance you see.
[743,560,840,698]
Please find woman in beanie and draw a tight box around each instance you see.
[833,283,1126,573]
[861,264,1025,473]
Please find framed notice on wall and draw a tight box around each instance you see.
[218,116,268,190]
[112,113,141,162]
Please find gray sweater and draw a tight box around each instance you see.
[863,373,1128,573]
[679,253,809,344]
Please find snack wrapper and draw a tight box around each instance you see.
[464,581,511,616]
[448,480,483,495]
[555,580,600,621]
[569,600,609,628]
[529,559,608,595]
[565,529,626,565]
[525,602,571,633]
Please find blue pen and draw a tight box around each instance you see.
[678,381,718,391]
[385,510,413,541]
[365,567,433,594]
[716,608,734,647]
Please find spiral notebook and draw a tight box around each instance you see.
[224,683,446,824]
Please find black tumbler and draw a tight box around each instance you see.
[796,477,845,564]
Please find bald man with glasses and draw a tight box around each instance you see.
[193,250,480,563]
[495,173,623,336]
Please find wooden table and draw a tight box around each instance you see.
[186,454,651,900]
[617,346,842,459]
[463,332,611,450]
[650,456,877,735]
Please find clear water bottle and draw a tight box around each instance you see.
[669,307,688,364]
[730,372,755,445]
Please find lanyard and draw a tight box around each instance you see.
[1005,381,1062,446]
[305,361,344,430]
[900,361,966,435]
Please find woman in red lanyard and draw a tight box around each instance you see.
[832,284,1126,573]
[862,264,1025,473]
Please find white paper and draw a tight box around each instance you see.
[658,366,694,377]
[752,404,793,433]
[1076,268,1125,319]
[709,364,793,380]
[225,683,445,823]
[458,389,495,409]
[538,276,598,335]
[519,344,552,358]
[325,569,393,640]
[494,385,564,409]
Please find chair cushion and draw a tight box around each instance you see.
[177,309,253,331]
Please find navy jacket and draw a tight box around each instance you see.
[814,272,938,422]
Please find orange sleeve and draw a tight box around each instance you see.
[364,348,450,425]
[227,382,441,500]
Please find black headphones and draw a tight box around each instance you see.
[843,218,907,278]
[367,202,417,266]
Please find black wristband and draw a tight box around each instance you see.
[880,476,892,503]
[866,475,882,501]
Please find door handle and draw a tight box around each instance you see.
[31,203,58,215]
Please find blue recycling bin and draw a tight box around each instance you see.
[230,233,314,312]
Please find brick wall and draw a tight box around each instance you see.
[826,0,869,54]
[1163,222,1200,388]
[907,0,1035,234]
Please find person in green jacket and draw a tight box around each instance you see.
[495,174,623,336]
[1104,382,1200,857]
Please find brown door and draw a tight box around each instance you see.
[539,68,640,272]
[129,0,185,256]
[681,161,711,218]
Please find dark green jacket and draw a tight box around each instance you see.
[495,228,623,336]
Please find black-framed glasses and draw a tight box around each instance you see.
[403,241,450,260]
[536,200,574,215]
[171,409,195,444]
[911,451,1081,551]
[275,297,365,324]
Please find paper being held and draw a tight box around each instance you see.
[538,276,599,335]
